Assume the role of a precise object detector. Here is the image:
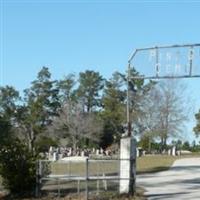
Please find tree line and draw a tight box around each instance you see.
[0,66,198,195]
[0,66,193,153]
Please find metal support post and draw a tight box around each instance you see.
[35,160,42,197]
[85,158,89,200]
[127,62,131,137]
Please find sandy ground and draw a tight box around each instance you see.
[60,156,88,162]
[137,157,200,200]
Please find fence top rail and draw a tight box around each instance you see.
[38,158,135,163]
[40,175,130,182]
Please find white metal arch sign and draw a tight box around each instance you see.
[128,43,200,79]
[124,43,200,196]
[126,43,200,137]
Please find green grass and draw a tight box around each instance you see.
[137,154,200,174]
[44,154,200,176]
[48,160,119,176]
[136,155,177,174]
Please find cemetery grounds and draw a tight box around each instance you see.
[1,154,199,200]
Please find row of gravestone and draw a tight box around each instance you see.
[47,146,178,161]
[136,146,178,157]
[160,146,179,156]
[48,146,113,161]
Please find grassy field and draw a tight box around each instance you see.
[136,155,177,174]
[137,154,200,174]
[47,154,200,176]
[48,159,119,176]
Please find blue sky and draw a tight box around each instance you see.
[0,0,200,142]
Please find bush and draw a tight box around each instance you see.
[0,138,37,196]
[35,136,58,153]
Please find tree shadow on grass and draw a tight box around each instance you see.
[137,166,170,175]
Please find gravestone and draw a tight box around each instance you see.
[92,148,95,153]
[172,146,176,156]
[68,148,72,156]
[49,146,53,153]
[81,151,85,157]
[53,152,58,161]
[48,152,53,160]
[136,148,140,157]
[100,148,103,154]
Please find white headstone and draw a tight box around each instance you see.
[48,152,53,160]
[53,152,58,161]
[136,148,140,157]
[100,148,103,154]
[68,148,72,156]
[92,148,95,153]
[168,149,171,156]
[81,151,85,157]
[172,146,176,156]
[49,146,53,153]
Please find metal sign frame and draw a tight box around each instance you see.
[127,43,200,137]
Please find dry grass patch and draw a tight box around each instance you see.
[137,154,200,174]
[137,155,176,174]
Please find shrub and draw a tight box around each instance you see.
[0,138,37,196]
[35,136,58,153]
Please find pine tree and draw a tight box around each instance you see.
[100,72,126,148]
[76,70,104,112]
[21,67,60,151]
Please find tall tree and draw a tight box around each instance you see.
[0,116,12,143]
[193,111,200,137]
[142,80,189,150]
[76,70,104,112]
[157,80,188,148]
[118,68,154,136]
[139,84,163,152]
[0,86,20,120]
[25,66,60,120]
[20,67,60,151]
[100,72,126,148]
[48,101,103,149]
[57,73,76,103]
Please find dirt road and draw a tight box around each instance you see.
[137,158,200,200]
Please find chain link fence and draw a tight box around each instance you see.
[36,158,134,199]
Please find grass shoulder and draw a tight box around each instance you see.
[137,153,200,174]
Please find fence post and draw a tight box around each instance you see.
[35,160,39,197]
[85,158,89,200]
[35,160,42,197]
[96,180,99,195]
[102,173,107,191]
[57,178,61,197]
[77,180,80,194]
[119,137,136,195]
[96,160,99,195]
